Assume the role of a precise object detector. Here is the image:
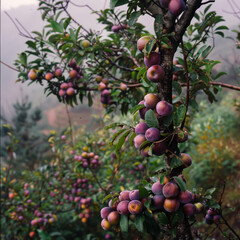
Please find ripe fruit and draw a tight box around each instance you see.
[152,181,163,195]
[178,131,188,143]
[29,232,35,238]
[117,200,130,215]
[129,190,140,200]
[135,122,149,135]
[144,52,161,68]
[156,101,173,116]
[145,128,161,142]
[119,191,130,201]
[183,203,196,216]
[147,65,165,82]
[180,153,192,167]
[107,211,120,225]
[66,87,75,96]
[134,134,146,149]
[59,89,66,97]
[137,36,152,51]
[98,82,106,91]
[160,0,171,7]
[128,200,143,214]
[178,190,193,204]
[45,72,53,80]
[168,0,186,18]
[144,93,159,109]
[138,101,149,120]
[28,69,37,80]
[69,70,77,78]
[68,59,77,68]
[60,83,68,90]
[101,219,111,230]
[111,25,120,33]
[205,214,214,225]
[162,182,179,198]
[9,193,14,199]
[55,68,62,77]
[164,199,180,212]
[152,195,165,209]
[120,83,127,91]
[82,40,90,48]
[152,142,167,156]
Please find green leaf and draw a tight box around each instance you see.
[214,71,226,80]
[145,109,159,128]
[130,104,145,114]
[173,105,186,127]
[50,20,63,33]
[104,122,129,130]
[144,39,156,55]
[19,53,27,67]
[163,112,173,127]
[139,187,149,198]
[173,176,186,192]
[120,214,129,232]
[88,92,93,107]
[148,143,154,156]
[134,215,145,232]
[128,11,141,27]
[158,212,169,225]
[170,156,183,168]
[159,173,166,184]
[116,129,131,152]
[171,209,184,226]
[37,230,51,240]
[204,187,216,196]
[154,14,163,39]
[172,81,182,95]
[110,0,128,8]
[26,40,37,50]
[129,132,136,146]
[111,129,126,144]
[102,194,112,203]
[139,140,150,151]
[63,18,71,29]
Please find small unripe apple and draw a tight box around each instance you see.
[96,76,102,83]
[82,40,90,48]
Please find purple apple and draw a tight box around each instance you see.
[147,65,165,82]
[144,52,161,68]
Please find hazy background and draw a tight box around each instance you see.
[1,0,239,123]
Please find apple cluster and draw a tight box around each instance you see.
[78,207,91,223]
[73,151,102,169]
[134,93,173,157]
[205,208,221,225]
[150,176,203,217]
[59,82,75,97]
[68,59,84,80]
[100,189,145,230]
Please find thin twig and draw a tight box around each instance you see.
[221,215,240,240]
[0,61,18,72]
[218,180,226,206]
[201,0,215,5]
